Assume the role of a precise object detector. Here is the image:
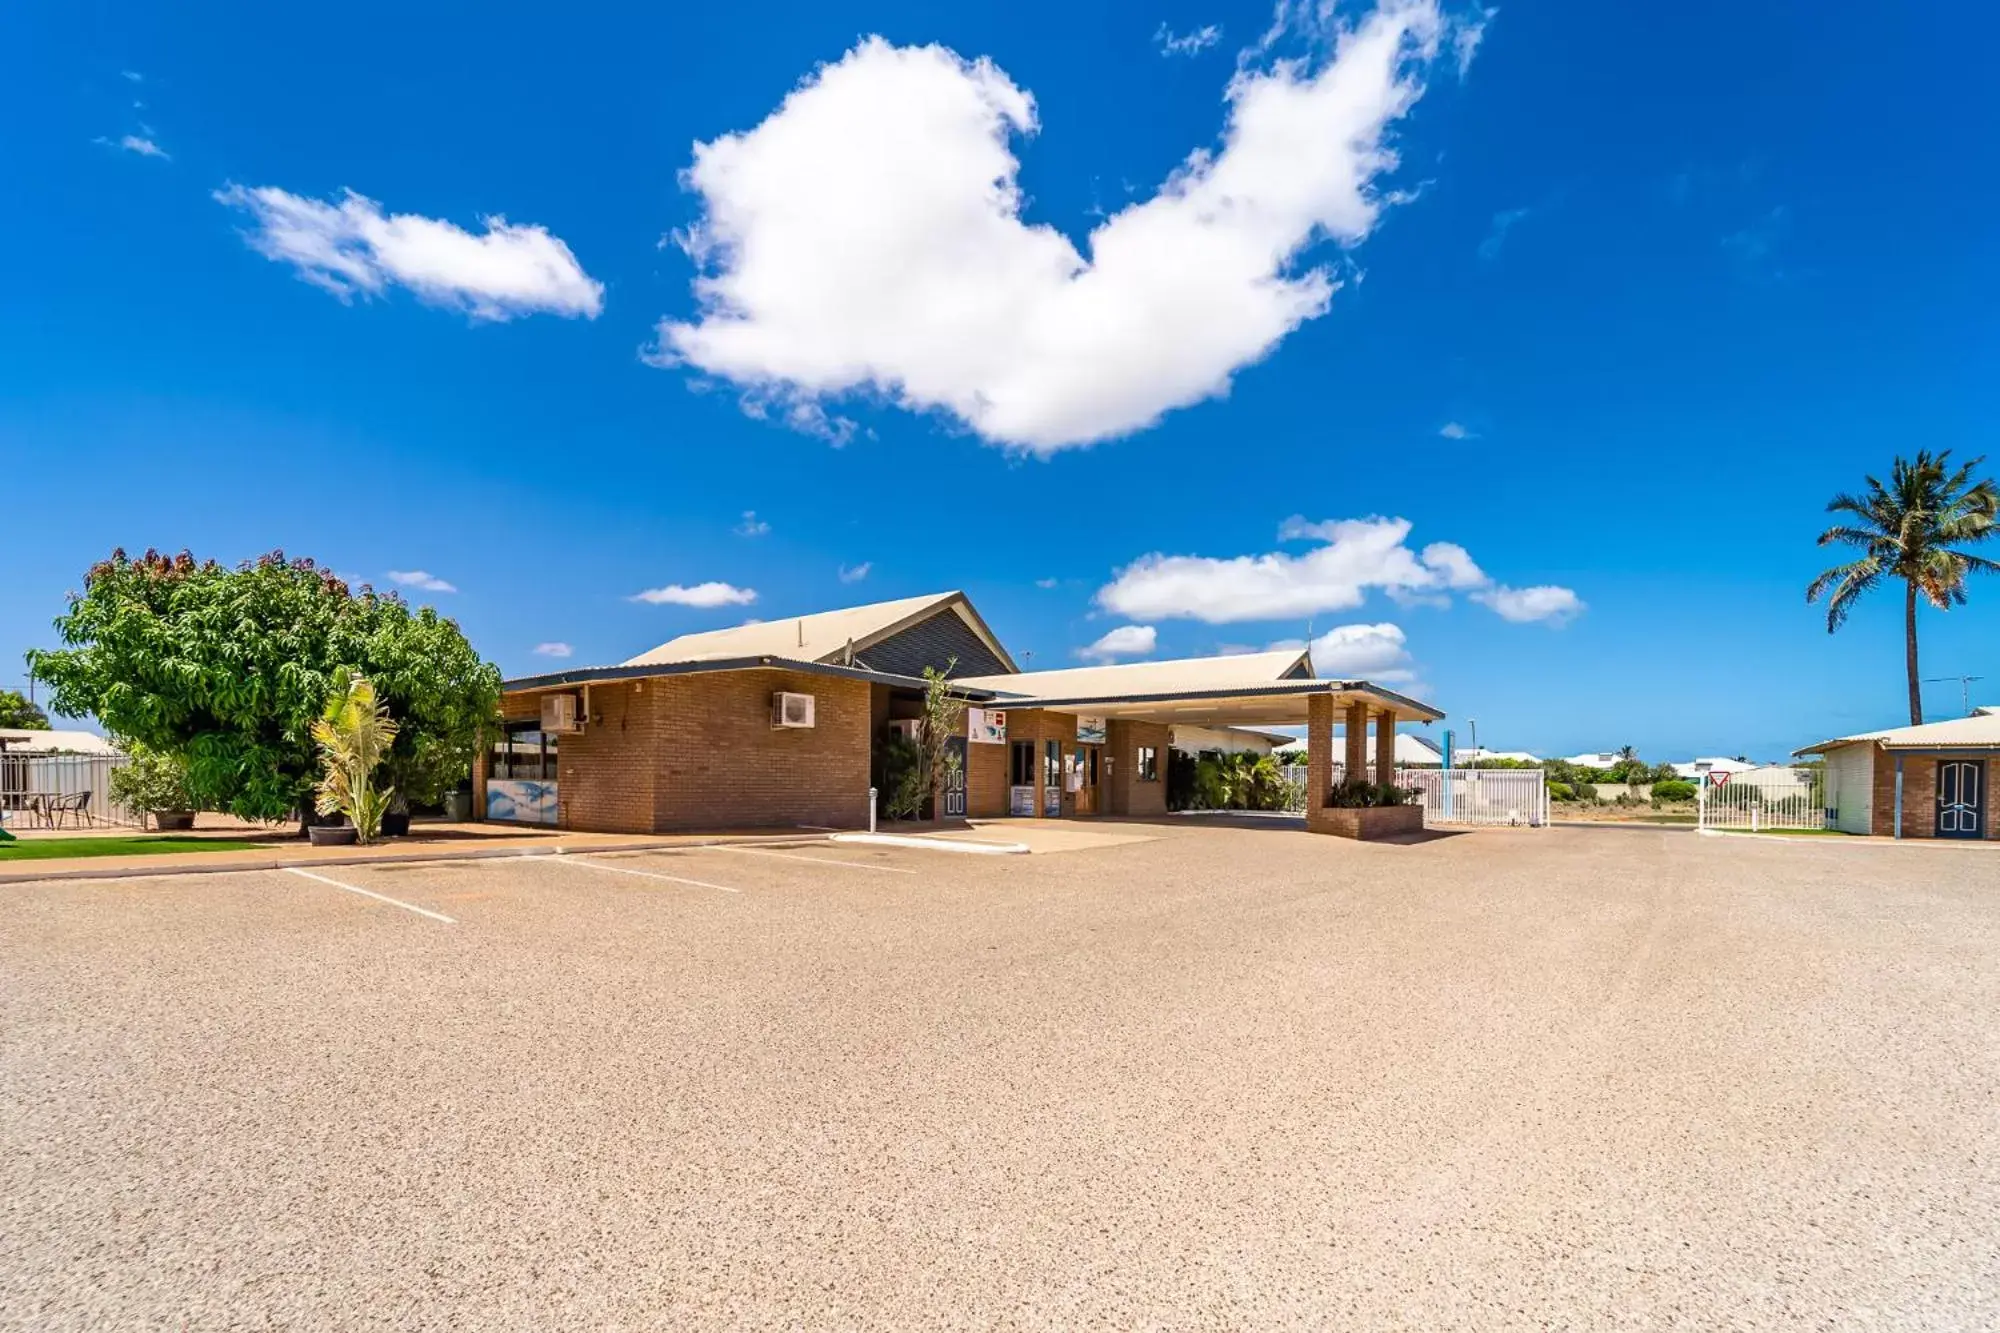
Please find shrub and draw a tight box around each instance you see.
[1572,782,1598,802]
[1325,779,1420,808]
[109,742,194,822]
[1651,779,1697,803]
[1548,781,1576,802]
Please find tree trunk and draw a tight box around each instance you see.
[1905,580,1923,726]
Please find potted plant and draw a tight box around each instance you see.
[309,669,398,846]
[108,741,197,831]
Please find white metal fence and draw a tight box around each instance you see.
[1696,767,1825,831]
[1277,763,1549,828]
[0,753,140,829]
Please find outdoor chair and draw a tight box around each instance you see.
[54,791,94,829]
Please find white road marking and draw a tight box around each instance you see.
[558,857,741,894]
[706,845,915,874]
[283,867,456,924]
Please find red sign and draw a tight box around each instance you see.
[1709,771,1730,787]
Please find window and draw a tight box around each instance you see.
[1136,746,1159,782]
[1045,739,1062,789]
[1011,740,1036,786]
[490,724,558,780]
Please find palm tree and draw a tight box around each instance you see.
[312,669,399,843]
[1807,451,2000,725]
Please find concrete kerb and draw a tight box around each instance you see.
[0,832,851,886]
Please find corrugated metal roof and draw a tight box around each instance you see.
[0,728,121,756]
[622,591,1015,672]
[956,650,1309,700]
[1797,713,2000,754]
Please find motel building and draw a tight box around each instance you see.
[480,591,1443,840]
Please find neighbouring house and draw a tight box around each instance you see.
[0,728,120,756]
[1670,756,1761,781]
[1796,713,2000,839]
[1458,747,1541,766]
[1273,731,1443,768]
[1560,752,1624,770]
[488,590,1442,837]
[1171,725,1299,757]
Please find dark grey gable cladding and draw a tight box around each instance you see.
[857,608,1012,679]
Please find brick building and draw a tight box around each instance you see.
[485,591,1440,837]
[1800,710,2000,839]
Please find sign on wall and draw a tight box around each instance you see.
[967,707,1008,744]
[1010,785,1036,816]
[1076,715,1107,745]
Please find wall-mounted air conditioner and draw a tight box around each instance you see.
[771,691,816,729]
[541,692,583,734]
[886,718,923,746]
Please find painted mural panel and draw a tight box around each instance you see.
[487,779,558,825]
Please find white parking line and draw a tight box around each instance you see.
[705,845,915,874]
[283,867,456,924]
[557,857,741,894]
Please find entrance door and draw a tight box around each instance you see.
[1936,759,1984,838]
[1074,745,1101,815]
[943,736,968,818]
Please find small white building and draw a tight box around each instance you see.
[1170,725,1297,757]
[1459,748,1540,766]
[1670,756,1760,781]
[1561,752,1624,770]
[1798,712,2000,839]
[0,728,120,756]
[1274,732,1444,767]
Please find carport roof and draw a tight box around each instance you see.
[959,652,1442,726]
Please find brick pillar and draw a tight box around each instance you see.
[1344,700,1368,780]
[1374,709,1397,786]
[1306,694,1335,833]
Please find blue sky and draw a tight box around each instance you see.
[3,0,1996,761]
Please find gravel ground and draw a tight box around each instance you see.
[3,825,1998,1330]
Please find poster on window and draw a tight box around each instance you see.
[1075,715,1107,745]
[1010,785,1036,816]
[967,707,1007,744]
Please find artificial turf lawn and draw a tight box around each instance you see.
[0,836,269,861]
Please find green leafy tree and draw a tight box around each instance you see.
[916,660,967,824]
[1807,451,2000,724]
[27,549,501,833]
[0,689,49,729]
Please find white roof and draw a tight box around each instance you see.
[1799,712,2000,755]
[1462,749,1540,764]
[623,591,1015,673]
[958,650,1309,701]
[1275,732,1442,764]
[0,728,121,756]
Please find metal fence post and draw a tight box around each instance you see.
[868,786,877,834]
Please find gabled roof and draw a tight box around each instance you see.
[622,590,1016,673]
[0,728,121,756]
[1798,712,2000,755]
[956,649,1310,701]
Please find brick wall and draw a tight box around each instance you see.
[497,669,872,834]
[1104,719,1169,817]
[964,711,1011,818]
[1869,747,2000,839]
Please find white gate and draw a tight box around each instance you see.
[1289,764,1549,827]
[1697,767,1825,831]
[1404,768,1549,828]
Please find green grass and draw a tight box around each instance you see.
[0,836,270,861]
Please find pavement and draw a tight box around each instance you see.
[4,823,1998,1329]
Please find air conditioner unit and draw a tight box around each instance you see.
[540,692,583,734]
[771,691,816,729]
[886,718,923,746]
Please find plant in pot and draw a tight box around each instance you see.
[375,731,460,837]
[108,741,197,830]
[309,669,398,847]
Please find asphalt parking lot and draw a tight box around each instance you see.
[4,824,1998,1329]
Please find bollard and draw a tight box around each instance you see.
[868,786,877,834]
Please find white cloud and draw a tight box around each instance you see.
[533,642,574,658]
[1098,515,1579,625]
[100,134,169,160]
[1303,622,1414,680]
[734,509,770,537]
[1078,624,1158,662]
[121,69,143,83]
[1452,8,1497,78]
[1438,420,1473,439]
[214,185,603,322]
[654,2,1449,454]
[1035,577,1059,589]
[1478,204,1532,260]
[1472,584,1585,624]
[1155,22,1223,56]
[387,569,457,593]
[630,581,758,607]
[838,561,872,583]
